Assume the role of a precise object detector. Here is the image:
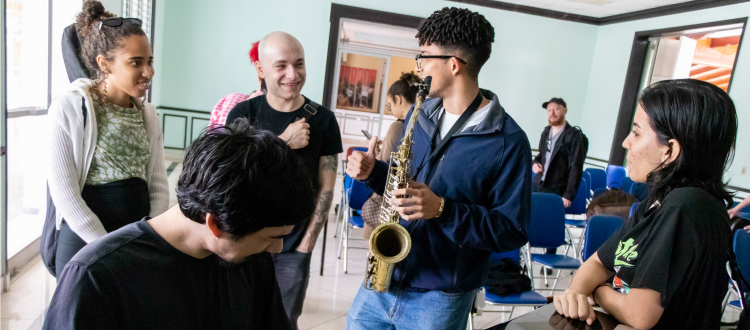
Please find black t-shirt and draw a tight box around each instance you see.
[43,220,293,330]
[597,187,731,330]
[226,95,342,252]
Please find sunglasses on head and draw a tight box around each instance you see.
[98,17,143,30]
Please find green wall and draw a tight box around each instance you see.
[579,3,750,189]
[152,0,599,146]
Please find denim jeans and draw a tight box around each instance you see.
[272,251,312,330]
[346,282,478,330]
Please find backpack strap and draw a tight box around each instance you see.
[297,98,319,122]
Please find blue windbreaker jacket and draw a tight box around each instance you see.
[363,89,531,292]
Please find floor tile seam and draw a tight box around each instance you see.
[300,313,349,330]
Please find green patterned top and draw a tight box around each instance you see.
[86,94,151,185]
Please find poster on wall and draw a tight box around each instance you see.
[337,65,379,113]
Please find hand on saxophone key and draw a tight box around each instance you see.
[346,136,378,180]
[390,181,444,221]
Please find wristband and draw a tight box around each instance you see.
[435,197,445,218]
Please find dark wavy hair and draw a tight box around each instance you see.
[387,72,420,104]
[75,0,146,79]
[177,118,316,238]
[640,79,737,208]
[416,7,495,77]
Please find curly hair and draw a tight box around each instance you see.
[75,0,146,80]
[387,72,421,104]
[639,79,737,208]
[177,118,316,238]
[416,7,495,77]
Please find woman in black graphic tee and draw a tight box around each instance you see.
[553,79,737,330]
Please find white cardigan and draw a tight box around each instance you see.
[48,78,170,243]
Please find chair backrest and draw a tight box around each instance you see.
[566,177,588,215]
[490,249,521,265]
[734,230,750,298]
[582,171,592,197]
[345,174,372,210]
[629,182,649,202]
[622,177,634,193]
[629,202,640,218]
[346,146,368,158]
[528,193,567,249]
[606,165,627,189]
[582,215,623,261]
[585,168,607,191]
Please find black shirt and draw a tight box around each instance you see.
[597,187,731,330]
[43,220,293,330]
[226,95,342,252]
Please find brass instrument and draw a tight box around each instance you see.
[364,76,432,293]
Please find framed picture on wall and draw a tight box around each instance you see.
[337,64,380,113]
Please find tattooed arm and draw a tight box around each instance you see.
[296,154,338,253]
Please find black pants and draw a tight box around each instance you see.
[55,178,151,278]
[272,251,312,330]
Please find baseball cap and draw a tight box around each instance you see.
[542,97,566,109]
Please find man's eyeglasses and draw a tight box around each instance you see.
[415,54,467,70]
[99,17,143,30]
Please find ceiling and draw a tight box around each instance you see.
[490,0,696,18]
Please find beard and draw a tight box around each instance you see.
[548,116,565,126]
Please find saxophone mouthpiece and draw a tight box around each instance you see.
[418,76,432,99]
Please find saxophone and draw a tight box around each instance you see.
[364,76,431,293]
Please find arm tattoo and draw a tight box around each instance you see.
[321,154,338,172]
[310,190,333,237]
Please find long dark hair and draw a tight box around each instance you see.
[640,79,737,208]
[75,0,146,80]
[387,72,420,104]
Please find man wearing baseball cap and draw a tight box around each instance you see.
[532,98,587,261]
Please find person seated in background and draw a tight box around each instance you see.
[43,119,316,330]
[729,194,750,219]
[554,79,736,329]
[360,72,421,239]
[209,40,266,127]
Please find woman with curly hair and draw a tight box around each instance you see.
[48,0,168,277]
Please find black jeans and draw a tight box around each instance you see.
[272,251,312,330]
[55,178,151,278]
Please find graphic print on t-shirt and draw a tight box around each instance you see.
[612,238,639,295]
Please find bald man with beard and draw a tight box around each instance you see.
[226,31,343,329]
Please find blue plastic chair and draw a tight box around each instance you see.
[622,177,634,194]
[606,165,627,189]
[582,171,593,199]
[338,174,372,273]
[476,249,548,325]
[727,230,750,311]
[565,178,589,255]
[585,168,607,192]
[629,202,640,218]
[593,187,607,198]
[581,215,623,262]
[527,193,581,290]
[334,147,369,237]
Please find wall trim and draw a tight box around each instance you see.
[448,0,750,26]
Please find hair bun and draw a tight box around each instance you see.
[75,0,114,37]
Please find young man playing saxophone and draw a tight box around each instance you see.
[346,7,531,330]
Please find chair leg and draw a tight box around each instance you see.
[337,213,346,259]
[344,220,349,274]
[525,245,535,291]
[333,196,344,238]
[467,312,474,330]
[510,306,515,319]
[721,285,733,316]
[552,269,562,291]
[543,265,549,287]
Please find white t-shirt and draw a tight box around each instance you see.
[438,100,492,139]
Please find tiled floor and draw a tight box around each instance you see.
[1,160,744,329]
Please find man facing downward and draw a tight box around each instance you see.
[43,119,316,330]
[346,7,531,330]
